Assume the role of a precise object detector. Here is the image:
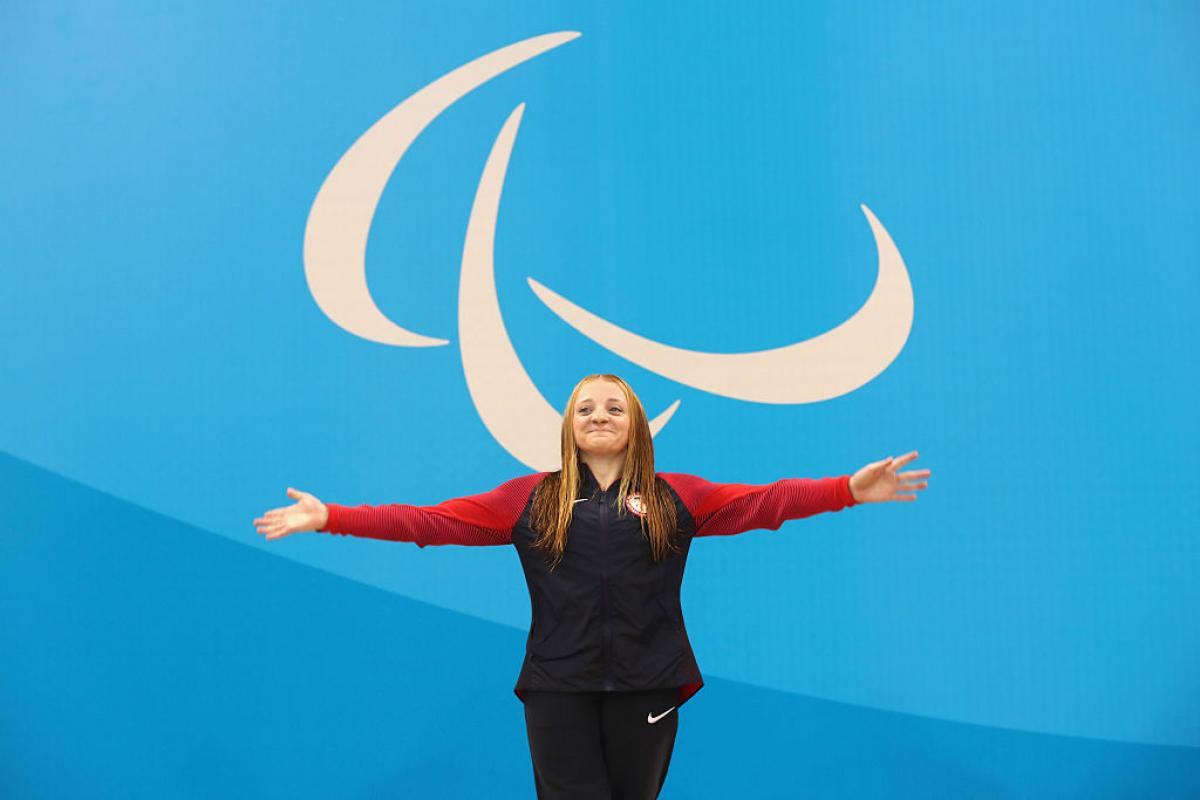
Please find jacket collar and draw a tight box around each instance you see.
[578,460,625,497]
[578,460,599,492]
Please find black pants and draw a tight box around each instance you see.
[523,687,680,799]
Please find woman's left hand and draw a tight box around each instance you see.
[849,451,931,503]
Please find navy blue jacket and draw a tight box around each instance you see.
[320,461,858,708]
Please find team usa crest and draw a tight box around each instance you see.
[625,492,646,518]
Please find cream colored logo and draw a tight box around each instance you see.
[304,32,913,472]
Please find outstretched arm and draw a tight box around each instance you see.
[659,472,858,538]
[660,451,931,538]
[255,473,547,548]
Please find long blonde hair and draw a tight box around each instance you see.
[530,373,679,569]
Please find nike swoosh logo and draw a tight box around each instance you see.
[647,706,676,724]
[574,498,588,503]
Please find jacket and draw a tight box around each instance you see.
[319,462,858,709]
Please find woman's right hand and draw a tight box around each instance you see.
[253,487,328,541]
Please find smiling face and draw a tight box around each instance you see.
[572,378,631,457]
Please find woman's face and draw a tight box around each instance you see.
[572,379,631,457]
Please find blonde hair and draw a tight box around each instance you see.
[530,374,679,569]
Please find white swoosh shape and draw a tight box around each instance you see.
[459,104,680,471]
[303,31,580,347]
[527,204,913,404]
[648,706,676,723]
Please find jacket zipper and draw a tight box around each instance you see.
[599,488,614,691]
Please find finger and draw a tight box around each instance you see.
[895,451,920,467]
[897,469,931,480]
[892,494,917,502]
[876,456,894,470]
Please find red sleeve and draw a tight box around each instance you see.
[317,473,547,547]
[657,472,858,538]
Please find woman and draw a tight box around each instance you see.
[254,373,931,799]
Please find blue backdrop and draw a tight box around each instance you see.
[2,2,1198,797]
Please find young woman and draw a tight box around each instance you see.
[254,373,931,799]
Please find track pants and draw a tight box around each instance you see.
[523,687,680,800]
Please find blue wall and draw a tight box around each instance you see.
[2,2,1197,796]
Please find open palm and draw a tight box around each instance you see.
[253,487,328,540]
[849,451,931,503]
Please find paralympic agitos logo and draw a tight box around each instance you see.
[303,32,913,472]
